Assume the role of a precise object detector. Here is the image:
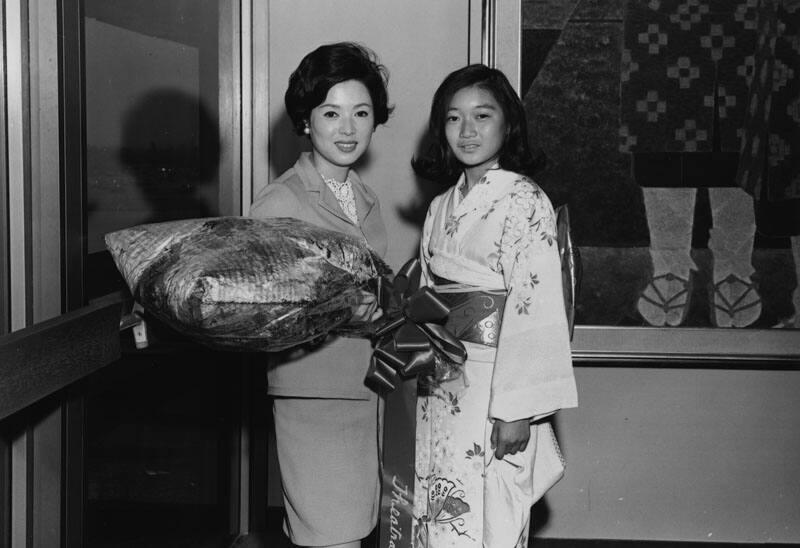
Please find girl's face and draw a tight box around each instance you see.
[308,79,375,180]
[444,85,507,177]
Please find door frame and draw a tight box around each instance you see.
[0,0,10,334]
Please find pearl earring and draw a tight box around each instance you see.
[303,125,310,135]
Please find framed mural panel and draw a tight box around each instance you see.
[493,0,800,362]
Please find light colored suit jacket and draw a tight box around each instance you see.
[249,152,387,399]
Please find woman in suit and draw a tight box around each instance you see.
[249,42,391,547]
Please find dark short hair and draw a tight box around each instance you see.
[285,42,392,135]
[412,64,543,184]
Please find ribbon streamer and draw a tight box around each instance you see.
[365,259,467,392]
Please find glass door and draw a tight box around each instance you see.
[62,0,241,306]
[57,2,247,546]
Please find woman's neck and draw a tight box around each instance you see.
[311,154,349,183]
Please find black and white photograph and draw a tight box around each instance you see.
[1,1,798,547]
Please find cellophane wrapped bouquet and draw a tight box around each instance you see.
[105,216,391,352]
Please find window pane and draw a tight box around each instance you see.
[83,0,228,301]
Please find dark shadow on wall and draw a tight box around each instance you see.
[118,88,220,224]
[85,89,222,301]
[396,127,446,232]
[267,108,307,180]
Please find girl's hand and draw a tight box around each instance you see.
[490,418,531,460]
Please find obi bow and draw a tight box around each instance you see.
[365,259,467,392]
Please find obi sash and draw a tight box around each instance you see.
[432,274,506,348]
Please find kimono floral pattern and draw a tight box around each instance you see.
[420,168,575,422]
[412,168,578,547]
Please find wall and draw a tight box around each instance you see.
[540,365,800,543]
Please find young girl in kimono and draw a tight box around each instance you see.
[410,64,578,547]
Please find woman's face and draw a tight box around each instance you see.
[308,79,375,179]
[444,85,507,176]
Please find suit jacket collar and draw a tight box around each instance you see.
[295,152,377,226]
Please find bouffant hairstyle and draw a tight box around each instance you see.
[412,64,543,184]
[285,42,392,135]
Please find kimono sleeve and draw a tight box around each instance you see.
[489,181,578,422]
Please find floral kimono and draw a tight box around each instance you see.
[412,167,578,547]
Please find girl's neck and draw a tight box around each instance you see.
[462,164,491,193]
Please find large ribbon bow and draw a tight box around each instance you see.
[365,259,467,392]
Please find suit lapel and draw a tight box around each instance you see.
[294,153,386,256]
[350,173,387,255]
[296,153,355,227]
[318,186,353,226]
[352,177,376,225]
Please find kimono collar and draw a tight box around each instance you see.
[456,162,502,201]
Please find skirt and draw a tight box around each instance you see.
[272,393,382,545]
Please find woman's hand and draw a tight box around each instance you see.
[349,290,383,323]
[490,418,531,460]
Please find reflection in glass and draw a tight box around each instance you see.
[84,0,224,301]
